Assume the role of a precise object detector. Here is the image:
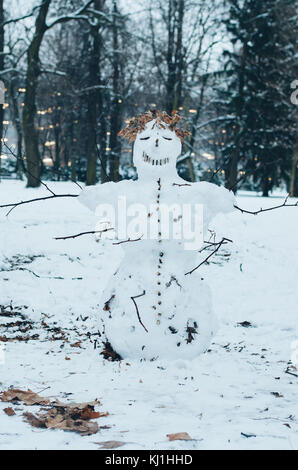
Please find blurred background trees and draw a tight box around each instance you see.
[0,0,297,196]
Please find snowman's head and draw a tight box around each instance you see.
[118,110,189,179]
[133,119,181,176]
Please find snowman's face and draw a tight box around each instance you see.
[133,120,181,172]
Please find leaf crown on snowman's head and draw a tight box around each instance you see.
[118,109,191,143]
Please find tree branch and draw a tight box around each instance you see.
[185,237,233,275]
[54,228,114,240]
[234,195,298,216]
[131,291,148,333]
[2,4,44,27]
[40,69,67,76]
[112,236,143,245]
[46,0,93,29]
[0,194,79,217]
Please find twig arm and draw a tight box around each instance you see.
[131,291,148,333]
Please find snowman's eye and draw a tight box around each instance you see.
[140,136,150,140]
[163,137,172,141]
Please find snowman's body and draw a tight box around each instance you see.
[79,119,234,360]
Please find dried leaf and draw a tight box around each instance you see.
[23,412,47,428]
[3,387,105,436]
[118,109,189,143]
[3,407,15,416]
[167,432,192,441]
[95,441,125,449]
[0,388,50,406]
[23,400,106,436]
[51,399,101,409]
[46,415,98,436]
[67,405,106,421]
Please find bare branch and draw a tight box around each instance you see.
[112,236,143,245]
[46,0,93,29]
[85,8,112,24]
[2,3,44,27]
[0,68,19,76]
[0,194,79,217]
[54,228,114,240]
[40,69,67,76]
[199,238,232,253]
[234,195,298,216]
[3,141,83,192]
[131,291,148,333]
[185,237,233,275]
[3,142,57,196]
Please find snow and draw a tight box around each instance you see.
[0,180,298,450]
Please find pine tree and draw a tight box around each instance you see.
[221,0,297,196]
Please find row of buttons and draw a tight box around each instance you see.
[156,178,162,325]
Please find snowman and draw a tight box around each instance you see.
[79,110,234,360]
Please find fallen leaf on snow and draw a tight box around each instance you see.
[95,441,125,449]
[3,407,15,416]
[23,412,47,428]
[1,388,106,435]
[0,389,50,406]
[23,403,107,436]
[167,432,192,441]
[51,399,101,409]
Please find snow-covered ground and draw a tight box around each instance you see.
[0,180,297,450]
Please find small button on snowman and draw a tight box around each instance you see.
[79,110,235,360]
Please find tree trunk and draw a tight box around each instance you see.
[226,43,247,193]
[86,88,98,185]
[98,111,107,183]
[54,121,61,180]
[290,128,298,197]
[23,0,51,187]
[86,0,106,186]
[262,178,269,197]
[0,0,4,182]
[165,0,184,114]
[172,0,184,111]
[187,75,208,182]
[109,0,121,182]
[8,73,24,179]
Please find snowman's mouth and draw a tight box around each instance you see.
[143,152,170,166]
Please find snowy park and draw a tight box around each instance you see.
[0,0,298,455]
[0,181,297,450]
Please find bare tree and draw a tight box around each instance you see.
[86,0,105,185]
[108,0,122,182]
[23,0,93,187]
